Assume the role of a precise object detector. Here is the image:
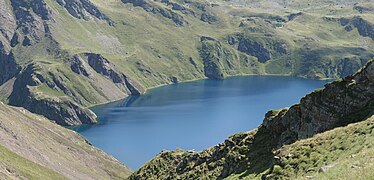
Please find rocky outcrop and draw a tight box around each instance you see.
[187,1,219,24]
[339,16,374,40]
[237,38,270,63]
[291,46,373,79]
[9,0,50,46]
[0,46,20,85]
[354,5,374,13]
[8,64,97,126]
[85,53,145,95]
[287,12,303,21]
[0,0,17,50]
[16,94,97,126]
[200,12,218,24]
[350,16,374,40]
[160,0,195,16]
[11,0,52,20]
[228,34,287,63]
[69,55,90,77]
[199,36,227,80]
[122,0,187,26]
[56,0,113,25]
[263,60,374,144]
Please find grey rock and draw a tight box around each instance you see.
[288,12,303,21]
[8,64,96,126]
[56,0,113,25]
[263,60,374,144]
[70,55,90,77]
[0,49,20,85]
[200,12,218,24]
[85,53,145,95]
[199,37,226,80]
[122,0,188,26]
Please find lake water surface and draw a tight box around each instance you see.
[74,76,328,170]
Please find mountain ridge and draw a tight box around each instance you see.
[2,0,374,125]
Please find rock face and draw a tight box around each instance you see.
[199,36,227,80]
[56,0,113,25]
[263,60,374,144]
[9,0,50,46]
[292,47,371,79]
[340,16,374,40]
[160,0,195,16]
[0,0,17,48]
[70,55,90,77]
[228,34,287,63]
[130,60,374,179]
[200,12,218,24]
[198,36,263,79]
[8,64,97,126]
[122,0,188,26]
[354,5,374,13]
[85,53,145,95]
[0,49,20,85]
[287,12,303,21]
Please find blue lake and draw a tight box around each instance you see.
[74,76,329,170]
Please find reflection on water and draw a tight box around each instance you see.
[73,76,329,170]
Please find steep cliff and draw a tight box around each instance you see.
[130,60,374,179]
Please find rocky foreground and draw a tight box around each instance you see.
[0,102,131,179]
[129,61,374,179]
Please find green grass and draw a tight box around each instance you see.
[261,117,374,179]
[34,84,66,97]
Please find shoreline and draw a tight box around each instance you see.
[85,73,335,120]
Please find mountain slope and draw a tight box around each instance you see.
[1,0,374,125]
[260,117,374,179]
[129,60,374,179]
[0,144,65,179]
[0,102,131,179]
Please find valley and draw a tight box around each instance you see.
[0,0,373,179]
[75,75,328,169]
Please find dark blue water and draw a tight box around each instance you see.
[74,76,328,170]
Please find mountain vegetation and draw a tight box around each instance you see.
[1,0,374,125]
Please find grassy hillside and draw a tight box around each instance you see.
[0,102,131,179]
[260,118,374,180]
[0,144,65,179]
[1,0,374,125]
